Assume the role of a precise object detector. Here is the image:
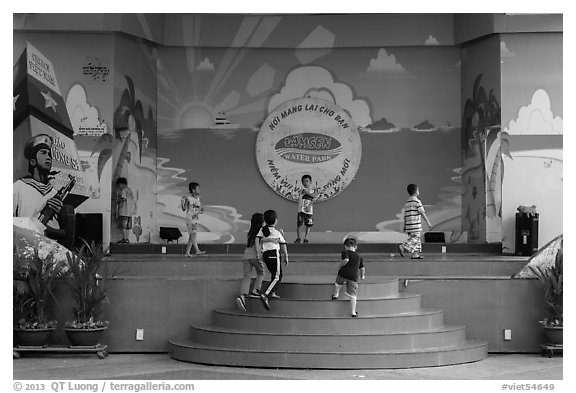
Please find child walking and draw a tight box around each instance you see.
[397,183,432,260]
[332,237,365,318]
[181,182,205,257]
[235,213,279,312]
[294,174,315,243]
[256,209,289,311]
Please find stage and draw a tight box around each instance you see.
[45,244,544,356]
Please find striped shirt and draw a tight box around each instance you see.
[403,196,425,233]
[13,177,59,229]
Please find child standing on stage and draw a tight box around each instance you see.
[181,182,205,257]
[332,237,365,318]
[256,209,289,311]
[235,213,279,312]
[295,174,316,244]
[397,183,432,260]
[114,177,135,243]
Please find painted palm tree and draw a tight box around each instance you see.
[89,76,154,184]
[462,74,501,160]
[485,127,511,218]
[462,74,505,219]
[90,133,113,182]
[113,75,146,182]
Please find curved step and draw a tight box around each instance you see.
[169,339,489,369]
[244,293,422,316]
[188,324,467,352]
[211,308,445,334]
[269,277,400,299]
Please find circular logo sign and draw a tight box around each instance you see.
[256,97,362,202]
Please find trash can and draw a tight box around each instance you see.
[515,212,539,256]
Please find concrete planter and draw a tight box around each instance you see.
[14,328,55,347]
[64,326,108,347]
[542,326,563,345]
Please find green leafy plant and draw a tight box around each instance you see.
[13,245,68,330]
[64,240,116,329]
[529,240,563,327]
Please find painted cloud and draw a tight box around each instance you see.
[65,84,108,136]
[500,41,516,58]
[507,89,562,135]
[196,58,215,71]
[367,48,407,73]
[268,66,371,127]
[425,35,440,45]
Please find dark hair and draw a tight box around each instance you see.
[189,182,199,193]
[262,209,277,236]
[116,177,127,186]
[344,237,357,248]
[246,213,264,247]
[301,174,312,182]
[407,183,418,196]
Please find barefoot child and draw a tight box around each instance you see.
[114,177,134,243]
[181,182,205,257]
[397,183,432,260]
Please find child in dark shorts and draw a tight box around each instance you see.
[332,237,365,317]
[115,177,134,243]
[295,174,316,244]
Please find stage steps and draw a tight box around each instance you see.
[169,277,488,369]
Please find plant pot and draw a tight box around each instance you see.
[542,326,563,345]
[14,328,55,347]
[64,326,108,347]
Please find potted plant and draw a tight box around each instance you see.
[529,239,563,345]
[63,240,115,346]
[13,244,68,347]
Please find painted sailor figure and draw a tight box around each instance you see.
[13,134,63,233]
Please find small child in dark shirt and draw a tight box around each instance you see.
[332,237,365,317]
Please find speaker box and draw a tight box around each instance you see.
[424,232,445,243]
[515,213,539,256]
[75,213,103,248]
[159,227,182,243]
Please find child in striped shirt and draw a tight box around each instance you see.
[397,184,432,260]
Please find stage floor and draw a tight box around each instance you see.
[105,252,530,279]
[109,242,504,255]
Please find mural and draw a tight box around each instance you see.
[157,16,463,244]
[500,34,563,252]
[460,35,502,243]
[13,35,114,245]
[256,97,362,202]
[109,34,158,244]
[14,16,563,248]
[461,73,505,242]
